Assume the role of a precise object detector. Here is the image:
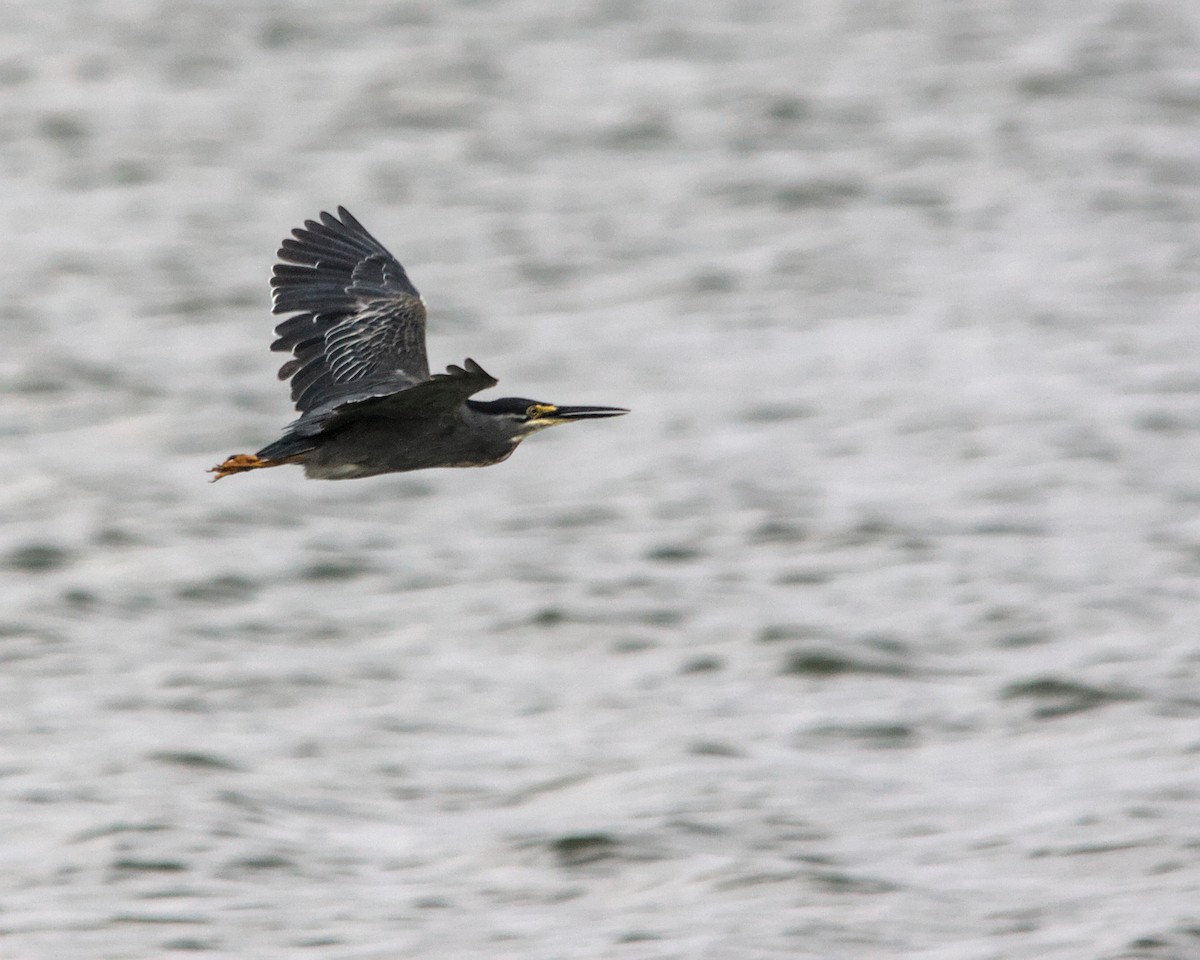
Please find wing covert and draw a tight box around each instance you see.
[283,359,499,439]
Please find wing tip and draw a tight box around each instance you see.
[460,357,498,386]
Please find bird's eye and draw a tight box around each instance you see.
[525,405,540,420]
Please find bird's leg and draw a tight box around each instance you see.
[208,453,276,481]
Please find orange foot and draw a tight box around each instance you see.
[208,453,269,482]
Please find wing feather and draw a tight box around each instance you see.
[268,207,431,413]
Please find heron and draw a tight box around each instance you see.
[210,207,627,481]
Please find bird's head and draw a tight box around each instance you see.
[468,397,629,440]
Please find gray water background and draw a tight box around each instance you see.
[4,2,1200,958]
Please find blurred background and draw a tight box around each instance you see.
[4,1,1200,958]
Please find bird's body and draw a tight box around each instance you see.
[272,400,526,480]
[210,207,626,481]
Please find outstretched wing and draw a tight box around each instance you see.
[269,207,431,414]
[284,359,499,439]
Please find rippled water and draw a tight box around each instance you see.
[4,2,1200,958]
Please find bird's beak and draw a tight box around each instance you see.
[543,405,630,422]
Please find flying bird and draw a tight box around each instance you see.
[210,207,627,481]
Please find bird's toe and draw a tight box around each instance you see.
[208,453,265,481]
